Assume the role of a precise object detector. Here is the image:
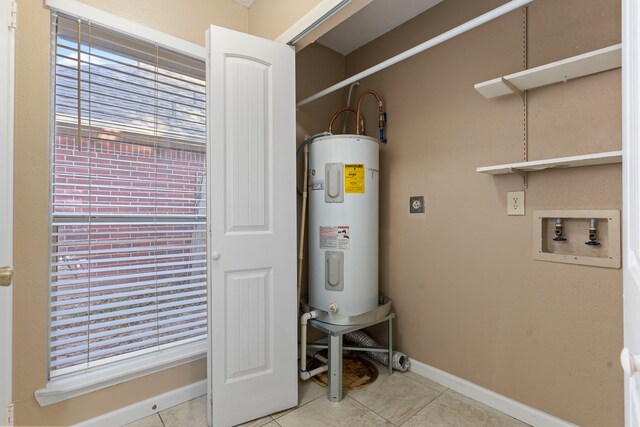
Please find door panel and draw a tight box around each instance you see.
[225,268,272,382]
[207,25,297,427]
[224,55,270,233]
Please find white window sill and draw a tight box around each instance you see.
[35,340,207,407]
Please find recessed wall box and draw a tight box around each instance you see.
[533,210,620,269]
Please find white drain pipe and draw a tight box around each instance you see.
[300,310,326,380]
[300,361,328,381]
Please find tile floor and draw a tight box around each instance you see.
[126,361,529,427]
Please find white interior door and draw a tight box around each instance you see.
[206,25,297,427]
[0,0,15,425]
[622,1,640,426]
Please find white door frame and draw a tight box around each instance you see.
[623,0,640,426]
[0,0,16,424]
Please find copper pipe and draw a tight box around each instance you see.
[355,90,383,136]
[328,107,357,134]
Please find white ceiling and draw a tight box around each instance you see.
[317,0,444,56]
[232,0,255,8]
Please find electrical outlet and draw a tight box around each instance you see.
[409,196,425,213]
[508,191,525,216]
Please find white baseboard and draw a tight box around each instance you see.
[74,380,207,427]
[409,358,576,427]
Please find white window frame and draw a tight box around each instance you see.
[36,0,207,407]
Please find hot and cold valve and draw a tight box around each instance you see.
[356,90,387,144]
[586,218,601,246]
[553,218,567,241]
[553,218,602,245]
[378,101,387,144]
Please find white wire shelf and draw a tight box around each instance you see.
[476,151,622,176]
[474,44,621,99]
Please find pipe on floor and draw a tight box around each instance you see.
[345,330,411,371]
[299,349,330,381]
[300,310,323,380]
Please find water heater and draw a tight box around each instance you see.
[308,134,379,319]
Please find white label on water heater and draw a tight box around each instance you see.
[319,226,350,250]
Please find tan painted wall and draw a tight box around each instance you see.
[248,0,323,40]
[80,0,248,43]
[296,43,346,148]
[339,0,622,425]
[12,1,247,425]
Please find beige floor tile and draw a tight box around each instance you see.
[271,379,327,419]
[159,395,273,427]
[160,396,207,427]
[347,369,442,425]
[276,395,392,427]
[124,413,164,427]
[237,415,274,427]
[402,391,529,427]
[404,371,448,393]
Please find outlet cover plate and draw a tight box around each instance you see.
[409,196,425,213]
[508,191,525,216]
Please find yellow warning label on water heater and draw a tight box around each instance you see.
[344,164,365,193]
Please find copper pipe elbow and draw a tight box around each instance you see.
[355,90,383,135]
[328,107,357,134]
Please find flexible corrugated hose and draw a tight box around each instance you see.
[345,330,411,371]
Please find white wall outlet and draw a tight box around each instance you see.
[508,191,525,216]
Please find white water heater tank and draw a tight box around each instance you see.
[308,134,379,318]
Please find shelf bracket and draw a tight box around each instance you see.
[501,76,525,103]
[508,167,528,188]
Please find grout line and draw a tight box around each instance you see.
[288,370,451,426]
[344,394,398,426]
[345,390,411,427]
[402,372,448,395]
[381,373,449,426]
[442,389,532,426]
[342,368,448,425]
[157,411,167,427]
[398,392,449,427]
[270,386,326,420]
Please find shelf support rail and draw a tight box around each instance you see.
[296,0,535,108]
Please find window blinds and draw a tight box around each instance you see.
[50,14,207,377]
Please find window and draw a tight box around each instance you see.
[49,14,207,377]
